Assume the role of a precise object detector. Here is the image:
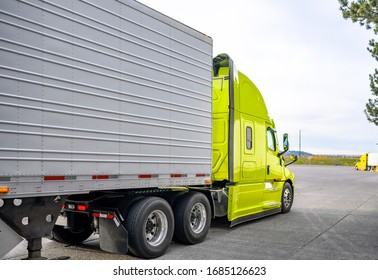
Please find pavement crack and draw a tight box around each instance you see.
[290,192,378,259]
[289,212,350,259]
[352,193,377,215]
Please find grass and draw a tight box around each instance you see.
[290,156,358,167]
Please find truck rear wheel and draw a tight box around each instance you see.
[125,196,174,259]
[281,183,293,213]
[174,192,211,245]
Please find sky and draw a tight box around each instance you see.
[138,0,378,155]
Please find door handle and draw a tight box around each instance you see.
[267,165,270,175]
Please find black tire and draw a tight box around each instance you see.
[174,192,211,245]
[125,197,174,259]
[51,224,93,244]
[281,183,293,213]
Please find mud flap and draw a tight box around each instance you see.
[99,217,128,255]
[0,219,23,258]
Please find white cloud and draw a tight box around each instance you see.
[138,0,378,155]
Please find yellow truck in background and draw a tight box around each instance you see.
[0,0,296,259]
[355,153,378,172]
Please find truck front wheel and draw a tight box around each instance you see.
[174,192,211,245]
[281,183,293,213]
[125,197,174,259]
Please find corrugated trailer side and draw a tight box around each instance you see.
[0,0,213,199]
[0,0,213,259]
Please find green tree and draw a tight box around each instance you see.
[339,0,378,125]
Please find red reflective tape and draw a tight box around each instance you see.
[138,174,152,179]
[171,174,182,178]
[92,175,109,180]
[93,212,114,219]
[196,174,206,177]
[44,176,65,181]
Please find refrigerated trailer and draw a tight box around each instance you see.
[0,0,296,259]
[354,153,378,172]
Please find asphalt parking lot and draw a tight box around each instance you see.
[2,165,378,260]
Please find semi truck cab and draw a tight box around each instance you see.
[212,54,295,226]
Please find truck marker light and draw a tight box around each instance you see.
[274,178,283,182]
[0,186,9,193]
[205,179,212,184]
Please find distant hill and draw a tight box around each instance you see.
[286,150,313,156]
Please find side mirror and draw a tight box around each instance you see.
[283,133,289,151]
[285,155,298,166]
[278,133,289,156]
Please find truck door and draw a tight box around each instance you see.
[264,127,283,206]
[265,127,282,180]
[227,120,266,225]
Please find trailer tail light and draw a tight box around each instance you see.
[66,203,75,210]
[77,204,88,211]
[64,203,88,211]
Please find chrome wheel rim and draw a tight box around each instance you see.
[283,188,292,208]
[190,203,207,234]
[145,210,168,247]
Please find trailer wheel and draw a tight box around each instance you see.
[51,224,93,244]
[174,192,211,245]
[125,197,174,259]
[281,183,293,213]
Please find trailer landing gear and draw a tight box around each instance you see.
[25,238,45,260]
[0,195,67,260]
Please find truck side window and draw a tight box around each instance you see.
[246,126,252,150]
[267,128,276,151]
